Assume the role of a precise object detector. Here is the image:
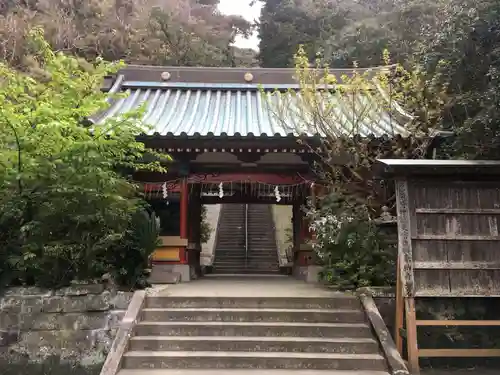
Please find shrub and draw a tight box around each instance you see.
[310,193,396,289]
[0,28,163,289]
[108,208,160,288]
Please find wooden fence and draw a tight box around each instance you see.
[376,159,500,374]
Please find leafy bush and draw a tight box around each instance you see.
[200,205,212,244]
[310,193,396,290]
[0,29,162,289]
[108,208,160,288]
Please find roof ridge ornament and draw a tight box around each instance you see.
[161,71,171,81]
[244,72,254,83]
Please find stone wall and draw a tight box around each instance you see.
[0,284,132,375]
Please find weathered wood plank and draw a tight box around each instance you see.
[415,214,500,238]
[416,208,500,214]
[418,349,500,358]
[413,234,500,241]
[416,291,500,297]
[405,297,420,374]
[413,184,500,209]
[414,269,451,296]
[416,320,500,326]
[449,269,500,295]
[395,256,404,355]
[414,261,500,270]
[395,179,415,298]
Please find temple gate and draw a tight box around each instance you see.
[94,65,416,283]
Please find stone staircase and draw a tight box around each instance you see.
[246,204,280,274]
[212,204,246,274]
[117,294,390,375]
[212,204,279,274]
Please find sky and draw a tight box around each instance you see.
[218,0,262,50]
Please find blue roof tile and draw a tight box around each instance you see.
[95,83,412,138]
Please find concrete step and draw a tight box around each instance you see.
[212,269,281,275]
[121,351,387,370]
[134,321,372,338]
[212,271,281,275]
[145,297,361,309]
[212,264,279,269]
[212,261,278,264]
[213,258,278,263]
[141,308,366,323]
[128,336,379,354]
[211,267,279,271]
[213,256,278,260]
[215,250,277,254]
[118,370,390,375]
[213,267,280,272]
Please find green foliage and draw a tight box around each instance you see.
[108,208,160,288]
[259,0,500,160]
[200,205,212,244]
[420,0,500,160]
[265,46,438,288]
[258,0,350,68]
[0,28,162,288]
[0,0,257,70]
[266,46,441,214]
[310,194,396,289]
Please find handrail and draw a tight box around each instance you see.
[245,203,249,268]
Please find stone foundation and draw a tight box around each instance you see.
[0,284,133,374]
[149,263,190,283]
[293,265,322,283]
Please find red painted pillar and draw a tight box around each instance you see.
[179,178,188,264]
[180,178,188,238]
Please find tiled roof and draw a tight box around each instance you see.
[93,79,412,138]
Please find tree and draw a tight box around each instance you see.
[0,28,162,287]
[258,0,351,68]
[0,0,256,70]
[264,46,446,287]
[419,0,500,159]
[322,0,448,68]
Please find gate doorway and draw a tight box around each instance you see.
[211,204,279,275]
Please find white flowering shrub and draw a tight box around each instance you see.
[309,193,396,289]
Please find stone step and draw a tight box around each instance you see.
[214,256,278,261]
[214,259,278,264]
[215,250,278,256]
[212,269,281,275]
[128,336,379,354]
[213,256,278,260]
[141,308,366,323]
[145,297,361,309]
[211,268,280,272]
[213,261,278,265]
[211,271,281,275]
[213,253,276,257]
[118,370,390,375]
[215,249,277,253]
[211,267,280,272]
[211,266,279,271]
[134,321,372,338]
[212,262,279,266]
[121,351,386,370]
